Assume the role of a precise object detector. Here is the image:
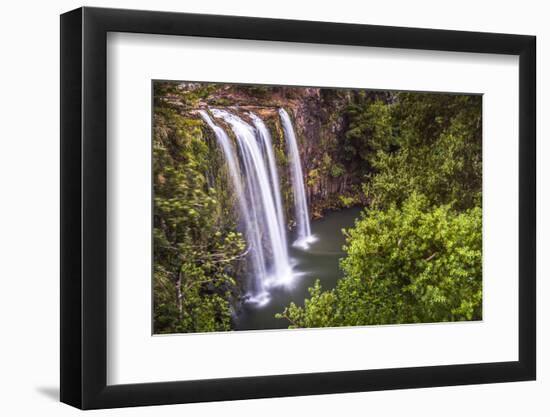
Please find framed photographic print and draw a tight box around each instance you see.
[60,6,536,409]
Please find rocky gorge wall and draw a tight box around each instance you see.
[184,84,371,227]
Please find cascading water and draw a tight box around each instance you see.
[279,108,315,249]
[207,109,294,305]
[248,112,288,256]
[198,111,269,302]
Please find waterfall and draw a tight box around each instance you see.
[198,111,269,303]
[248,112,288,258]
[279,108,315,249]
[204,109,294,305]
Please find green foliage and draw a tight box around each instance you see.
[278,194,482,327]
[365,93,482,210]
[344,98,393,169]
[153,82,246,334]
[210,97,233,106]
[330,163,345,178]
[338,195,356,208]
[280,92,482,329]
[247,85,273,98]
[152,82,483,332]
[276,280,336,329]
[153,81,217,110]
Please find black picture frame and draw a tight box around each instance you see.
[60,6,536,410]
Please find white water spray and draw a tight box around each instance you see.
[279,108,315,249]
[209,109,294,303]
[248,112,288,256]
[200,108,315,305]
[199,111,270,303]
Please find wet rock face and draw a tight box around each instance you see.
[290,89,356,217]
[193,86,364,221]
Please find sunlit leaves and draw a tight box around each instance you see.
[153,83,246,334]
[365,93,482,210]
[279,194,482,327]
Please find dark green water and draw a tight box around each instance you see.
[235,206,363,331]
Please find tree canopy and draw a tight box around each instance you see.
[277,194,482,327]
[151,82,483,332]
[153,83,246,333]
[278,92,482,328]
